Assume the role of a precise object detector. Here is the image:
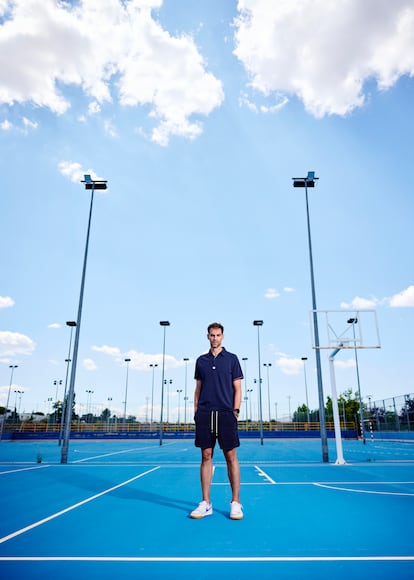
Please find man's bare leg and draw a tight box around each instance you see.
[223,448,240,503]
[200,447,213,503]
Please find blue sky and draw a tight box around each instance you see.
[1,0,414,423]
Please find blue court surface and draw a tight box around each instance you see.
[0,438,413,579]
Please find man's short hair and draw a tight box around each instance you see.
[208,322,224,334]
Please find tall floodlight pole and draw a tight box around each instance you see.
[159,321,170,446]
[123,358,131,426]
[242,357,248,421]
[59,321,76,446]
[301,357,310,424]
[347,318,365,444]
[263,363,272,421]
[61,175,107,464]
[0,365,18,442]
[253,320,264,445]
[293,172,328,462]
[149,363,158,428]
[176,389,183,424]
[183,358,189,425]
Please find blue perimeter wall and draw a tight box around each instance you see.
[3,429,358,441]
[7,430,414,442]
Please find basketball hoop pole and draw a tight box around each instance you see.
[329,345,346,465]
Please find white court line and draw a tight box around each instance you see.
[212,465,275,485]
[0,555,413,562]
[0,466,160,545]
[73,442,175,463]
[277,480,414,485]
[313,482,414,497]
[254,465,276,484]
[0,465,50,475]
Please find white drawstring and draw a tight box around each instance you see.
[210,411,219,436]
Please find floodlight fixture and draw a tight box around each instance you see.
[292,171,318,188]
[81,174,107,190]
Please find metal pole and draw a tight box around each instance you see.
[349,319,365,444]
[123,358,131,427]
[242,357,248,421]
[254,321,264,445]
[247,389,253,422]
[183,358,189,425]
[59,322,76,446]
[0,365,18,442]
[304,180,329,462]
[264,363,272,422]
[61,181,96,464]
[150,363,157,428]
[301,357,310,424]
[159,321,170,445]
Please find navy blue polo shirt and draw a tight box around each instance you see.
[194,347,243,411]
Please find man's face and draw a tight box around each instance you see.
[208,328,223,349]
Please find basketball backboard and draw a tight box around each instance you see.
[310,309,381,350]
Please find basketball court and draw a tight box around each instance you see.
[1,438,413,579]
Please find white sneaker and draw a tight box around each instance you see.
[230,501,243,520]
[190,501,213,519]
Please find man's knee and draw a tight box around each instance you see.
[201,448,213,462]
[224,448,238,464]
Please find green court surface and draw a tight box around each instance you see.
[0,438,413,579]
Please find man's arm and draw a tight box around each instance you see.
[233,378,242,416]
[194,379,202,415]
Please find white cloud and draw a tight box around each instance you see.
[104,118,118,138]
[341,286,414,309]
[0,1,11,17]
[1,119,12,130]
[0,296,14,308]
[0,330,35,358]
[234,0,414,117]
[388,285,414,307]
[265,288,280,299]
[22,116,38,130]
[341,296,380,309]
[239,90,288,114]
[88,101,101,115]
[0,0,223,145]
[83,358,97,371]
[48,323,61,329]
[92,345,122,358]
[58,160,102,183]
[91,344,184,370]
[283,287,295,293]
[276,356,302,375]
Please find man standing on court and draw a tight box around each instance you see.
[190,322,244,520]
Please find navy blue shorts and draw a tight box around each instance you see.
[194,409,240,451]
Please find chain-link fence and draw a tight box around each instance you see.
[366,393,414,432]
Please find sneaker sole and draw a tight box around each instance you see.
[190,511,213,519]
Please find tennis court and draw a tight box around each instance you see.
[1,438,413,579]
